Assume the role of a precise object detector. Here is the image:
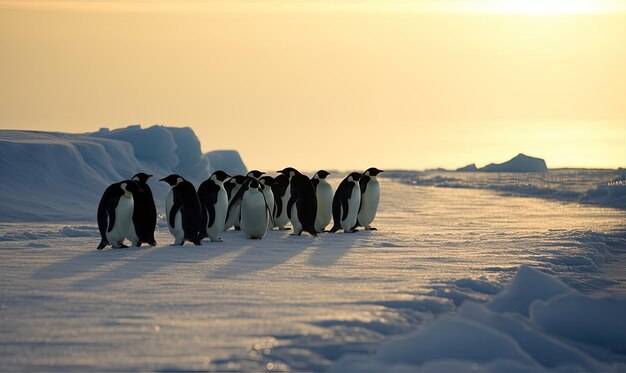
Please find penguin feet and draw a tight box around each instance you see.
[211,238,224,242]
[345,229,359,233]
[365,227,378,231]
[149,241,157,246]
[192,239,203,246]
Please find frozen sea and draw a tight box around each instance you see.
[1,176,625,371]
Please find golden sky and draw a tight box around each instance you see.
[1,1,625,170]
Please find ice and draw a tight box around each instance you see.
[205,150,248,176]
[487,265,573,316]
[388,168,626,210]
[480,153,548,172]
[0,127,245,222]
[0,178,625,371]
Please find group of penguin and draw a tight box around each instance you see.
[96,167,383,250]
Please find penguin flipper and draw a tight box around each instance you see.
[341,196,350,221]
[207,202,216,228]
[169,195,182,229]
[275,195,283,218]
[286,194,297,220]
[329,195,342,233]
[360,175,370,194]
[106,200,117,233]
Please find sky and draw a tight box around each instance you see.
[1,0,625,171]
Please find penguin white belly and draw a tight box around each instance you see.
[206,188,228,241]
[262,189,275,229]
[166,190,185,244]
[241,190,268,239]
[275,190,291,229]
[291,203,302,234]
[127,220,140,246]
[107,194,133,247]
[358,180,380,228]
[340,185,361,231]
[314,182,333,232]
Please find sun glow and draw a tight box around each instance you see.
[480,0,621,14]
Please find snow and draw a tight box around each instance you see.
[389,168,626,210]
[0,127,246,222]
[1,178,625,371]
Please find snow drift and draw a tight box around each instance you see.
[332,266,626,372]
[0,126,247,221]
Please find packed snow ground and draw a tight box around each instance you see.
[1,179,625,371]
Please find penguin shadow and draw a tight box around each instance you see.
[305,230,364,267]
[71,243,232,290]
[205,231,314,279]
[32,247,138,281]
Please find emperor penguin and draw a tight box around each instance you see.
[271,173,291,230]
[246,170,265,179]
[355,167,384,230]
[96,180,142,250]
[258,175,276,229]
[227,178,273,239]
[312,170,333,232]
[160,174,202,246]
[277,167,317,236]
[128,172,157,247]
[224,175,247,230]
[329,172,362,233]
[198,170,230,242]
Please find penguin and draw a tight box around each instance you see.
[227,178,273,239]
[127,172,157,247]
[277,167,317,236]
[312,170,333,232]
[258,175,276,229]
[329,172,362,233]
[271,173,291,230]
[246,170,265,179]
[197,170,230,242]
[355,167,384,230]
[159,174,202,246]
[224,175,247,230]
[96,180,142,250]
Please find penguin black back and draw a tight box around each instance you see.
[278,168,317,236]
[160,174,202,245]
[198,171,230,239]
[130,172,157,246]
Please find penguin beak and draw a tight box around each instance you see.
[147,174,153,179]
[159,177,166,182]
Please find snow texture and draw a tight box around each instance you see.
[387,168,626,210]
[0,179,625,371]
[0,127,247,222]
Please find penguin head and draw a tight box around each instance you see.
[364,167,384,176]
[347,172,362,182]
[248,179,260,190]
[211,170,230,183]
[120,180,142,195]
[274,173,289,186]
[159,174,184,186]
[259,175,275,187]
[314,170,331,179]
[131,172,153,183]
[246,170,265,179]
[277,167,299,178]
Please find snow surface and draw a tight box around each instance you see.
[1,178,625,371]
[0,127,246,222]
[387,169,626,210]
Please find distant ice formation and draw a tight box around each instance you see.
[0,126,247,221]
